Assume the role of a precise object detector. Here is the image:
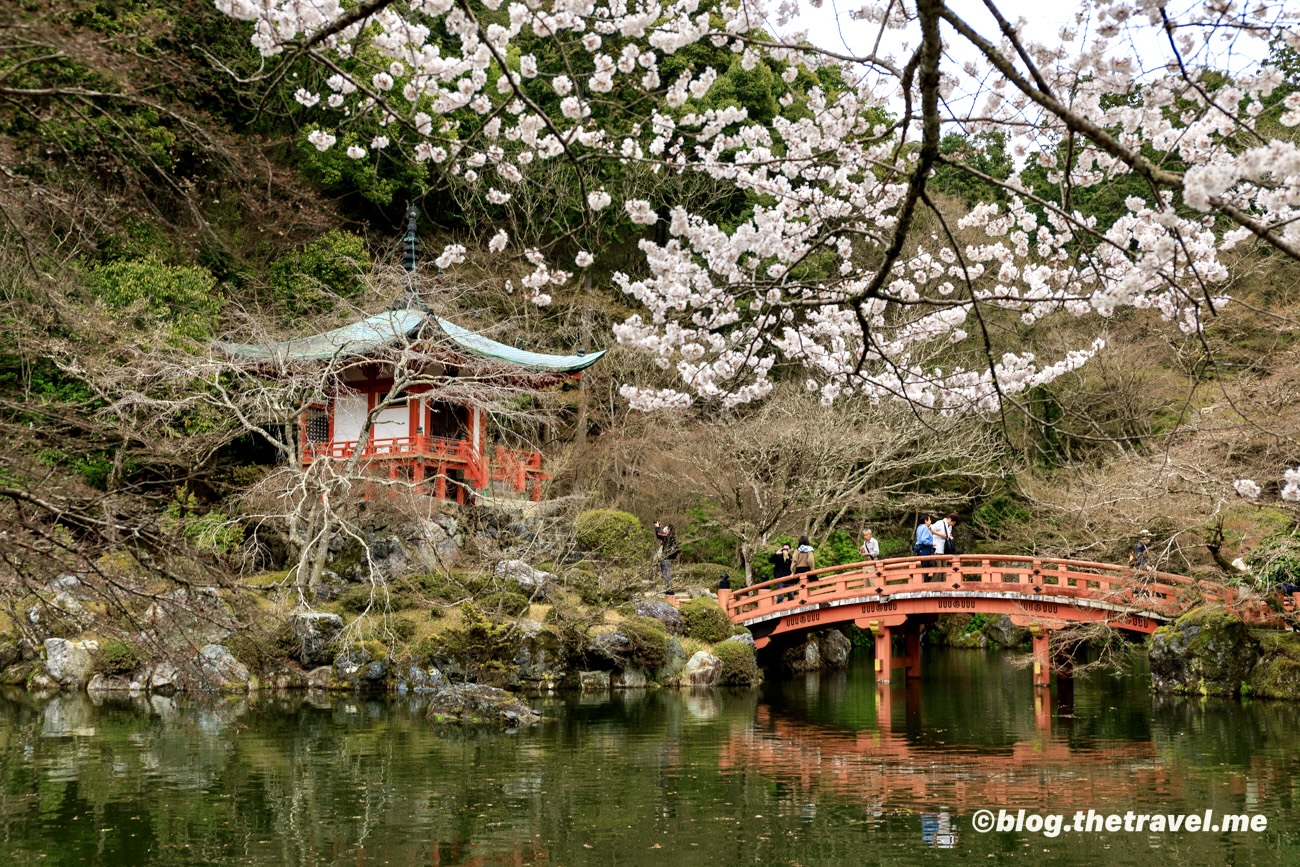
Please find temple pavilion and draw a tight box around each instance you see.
[220,210,604,503]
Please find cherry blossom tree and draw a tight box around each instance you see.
[212,0,1300,494]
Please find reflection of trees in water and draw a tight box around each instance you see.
[5,683,1294,863]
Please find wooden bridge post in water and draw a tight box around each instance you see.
[903,622,923,680]
[1030,625,1052,688]
[871,622,893,683]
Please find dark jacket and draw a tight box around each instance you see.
[770,551,792,580]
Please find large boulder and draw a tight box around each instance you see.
[146,662,183,695]
[287,612,344,667]
[495,560,554,594]
[681,651,722,687]
[820,630,851,667]
[578,670,611,691]
[44,638,99,689]
[782,630,852,673]
[87,673,141,694]
[141,587,237,649]
[395,663,450,694]
[631,598,685,634]
[654,638,691,685]
[425,683,540,727]
[514,628,567,689]
[1149,607,1260,696]
[983,615,1031,648]
[1244,633,1300,699]
[331,648,390,691]
[195,644,251,692]
[612,668,649,688]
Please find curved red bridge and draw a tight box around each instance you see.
[717,554,1272,686]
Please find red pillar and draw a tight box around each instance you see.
[1031,627,1052,688]
[873,624,894,684]
[905,627,922,679]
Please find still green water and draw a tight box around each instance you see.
[2,648,1298,866]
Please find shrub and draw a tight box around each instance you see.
[477,587,531,617]
[435,605,520,686]
[162,488,243,554]
[267,229,371,315]
[226,630,290,674]
[617,616,670,671]
[679,502,739,566]
[94,639,140,676]
[681,597,731,643]
[336,583,413,615]
[574,509,646,562]
[87,258,223,341]
[385,616,419,643]
[713,640,761,686]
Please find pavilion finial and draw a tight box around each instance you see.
[390,203,430,312]
[402,203,419,273]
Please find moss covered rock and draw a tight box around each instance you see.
[713,638,762,686]
[1244,632,1300,699]
[1149,606,1260,696]
[680,597,731,643]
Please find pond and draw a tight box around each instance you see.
[1,648,1297,865]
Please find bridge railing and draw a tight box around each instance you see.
[725,554,1236,623]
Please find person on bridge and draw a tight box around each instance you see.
[859,528,880,560]
[770,543,794,602]
[913,516,935,556]
[793,536,816,574]
[1130,530,1151,570]
[932,514,952,554]
[787,536,816,601]
[914,516,937,582]
[933,513,959,555]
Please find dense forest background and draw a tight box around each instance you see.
[5,0,1300,621]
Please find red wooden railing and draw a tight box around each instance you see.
[303,436,549,499]
[303,434,472,462]
[723,554,1263,627]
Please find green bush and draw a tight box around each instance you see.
[713,639,761,686]
[477,587,531,617]
[267,229,371,315]
[87,257,223,341]
[617,616,670,672]
[162,488,243,554]
[336,583,413,615]
[574,509,647,562]
[385,616,419,643]
[226,630,291,674]
[94,639,140,676]
[435,605,520,686]
[681,597,731,643]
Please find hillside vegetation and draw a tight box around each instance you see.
[3,0,1300,671]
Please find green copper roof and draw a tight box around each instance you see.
[431,315,604,372]
[218,308,604,372]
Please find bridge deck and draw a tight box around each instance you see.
[720,554,1274,649]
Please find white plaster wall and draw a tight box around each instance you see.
[372,403,409,440]
[333,394,368,443]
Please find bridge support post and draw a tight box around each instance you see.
[1030,626,1051,688]
[904,626,922,679]
[871,623,894,684]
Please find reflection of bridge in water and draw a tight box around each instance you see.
[720,702,1177,816]
[717,554,1278,686]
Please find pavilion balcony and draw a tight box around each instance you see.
[302,435,548,501]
